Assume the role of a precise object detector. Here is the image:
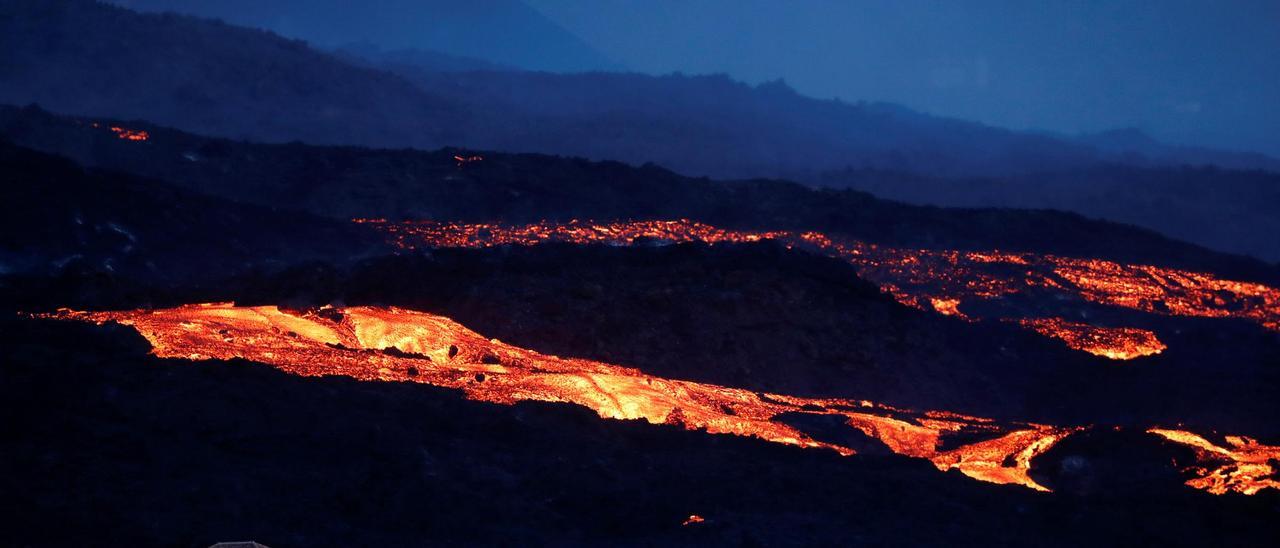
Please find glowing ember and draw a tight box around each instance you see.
[356,219,1280,359]
[1053,260,1280,331]
[109,126,149,141]
[1018,318,1166,360]
[49,303,1075,492]
[682,515,706,526]
[1148,429,1280,495]
[930,298,966,318]
[453,154,483,167]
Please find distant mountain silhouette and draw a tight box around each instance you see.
[370,66,1280,178]
[817,163,1280,263]
[5,0,1280,263]
[333,43,512,73]
[0,0,466,148]
[109,0,618,72]
[5,0,1276,181]
[1071,128,1280,172]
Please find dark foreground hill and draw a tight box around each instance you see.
[24,243,1273,436]
[3,317,1278,547]
[3,139,1278,435]
[0,140,382,282]
[3,126,1279,547]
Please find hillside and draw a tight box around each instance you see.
[4,104,1274,283]
[5,0,1277,183]
[0,0,464,149]
[7,317,1277,546]
[6,3,1280,545]
[381,67,1280,179]
[0,139,382,283]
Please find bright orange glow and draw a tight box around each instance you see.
[355,219,1280,359]
[453,154,483,167]
[1018,318,1166,360]
[1053,260,1280,331]
[682,515,706,526]
[1149,429,1280,495]
[930,297,966,318]
[49,303,1078,492]
[109,126,149,141]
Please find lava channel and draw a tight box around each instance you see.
[1149,428,1280,495]
[357,219,1280,360]
[43,303,1277,495]
[49,303,1076,492]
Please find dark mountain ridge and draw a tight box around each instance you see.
[7,317,1276,546]
[4,104,1275,284]
[0,0,465,149]
[0,139,383,282]
[5,0,1276,182]
[110,0,617,72]
[6,1,1279,263]
[818,162,1280,262]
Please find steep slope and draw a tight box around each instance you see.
[6,318,1277,546]
[0,0,464,148]
[2,105,1274,283]
[0,140,382,282]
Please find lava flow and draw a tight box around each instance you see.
[46,303,1279,495]
[1148,429,1280,495]
[1018,318,1167,360]
[358,219,1280,360]
[109,126,149,141]
[50,303,1076,492]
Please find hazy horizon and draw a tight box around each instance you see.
[531,0,1280,157]
[106,0,1279,156]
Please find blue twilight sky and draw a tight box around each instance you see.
[529,0,1280,156]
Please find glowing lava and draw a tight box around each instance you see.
[453,154,483,167]
[109,126,149,141]
[1148,429,1280,495]
[357,219,1280,359]
[682,515,706,526]
[1018,318,1166,360]
[50,303,1073,492]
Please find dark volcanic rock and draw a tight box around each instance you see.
[3,105,1276,283]
[3,318,1278,547]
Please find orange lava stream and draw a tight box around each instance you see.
[49,303,1073,492]
[109,126,149,141]
[357,219,1280,358]
[1018,318,1166,360]
[1148,429,1280,495]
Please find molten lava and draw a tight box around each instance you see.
[453,154,483,167]
[51,303,1075,492]
[1149,429,1280,495]
[109,126,149,141]
[929,298,966,318]
[46,303,1277,495]
[357,219,1280,359]
[1018,318,1166,360]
